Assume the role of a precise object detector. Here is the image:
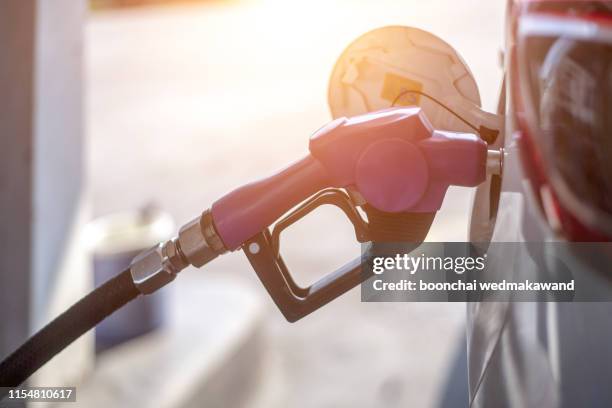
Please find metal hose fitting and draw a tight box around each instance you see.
[130,209,226,294]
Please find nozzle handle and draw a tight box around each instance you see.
[211,155,330,250]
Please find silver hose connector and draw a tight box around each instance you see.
[130,209,226,295]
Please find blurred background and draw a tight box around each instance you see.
[0,0,504,406]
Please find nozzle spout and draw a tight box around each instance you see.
[486,148,504,176]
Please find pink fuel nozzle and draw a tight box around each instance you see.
[131,106,501,321]
[211,107,497,251]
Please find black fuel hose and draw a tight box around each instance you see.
[0,268,140,397]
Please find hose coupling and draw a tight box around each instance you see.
[130,209,226,294]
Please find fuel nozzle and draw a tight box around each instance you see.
[129,106,503,301]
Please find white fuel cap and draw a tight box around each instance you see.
[328,26,489,133]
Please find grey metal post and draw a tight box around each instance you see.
[0,0,89,388]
